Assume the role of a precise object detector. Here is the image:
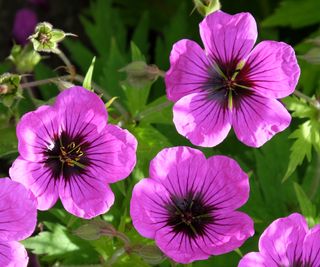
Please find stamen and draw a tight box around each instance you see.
[212,63,227,80]
[228,91,233,110]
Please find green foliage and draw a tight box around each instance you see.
[262,0,320,28]
[0,122,17,158]
[8,44,41,73]
[23,222,100,264]
[283,96,320,180]
[82,56,96,90]
[293,182,318,227]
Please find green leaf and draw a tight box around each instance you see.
[131,125,172,175]
[283,96,318,119]
[80,0,126,56]
[293,182,318,227]
[83,56,96,90]
[284,120,320,180]
[23,223,78,256]
[262,0,320,28]
[132,12,150,56]
[251,131,293,219]
[138,95,173,125]
[64,39,95,74]
[130,42,146,62]
[0,124,17,157]
[99,38,127,102]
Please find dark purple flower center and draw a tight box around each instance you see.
[43,131,90,180]
[206,60,254,108]
[165,191,214,239]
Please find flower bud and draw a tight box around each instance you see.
[193,0,221,17]
[73,220,117,241]
[132,245,165,265]
[119,61,160,89]
[0,73,22,107]
[8,44,41,73]
[28,22,75,54]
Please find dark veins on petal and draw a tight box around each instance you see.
[165,190,215,239]
[204,57,255,109]
[43,131,90,180]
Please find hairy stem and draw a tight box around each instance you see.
[57,50,76,76]
[20,74,130,121]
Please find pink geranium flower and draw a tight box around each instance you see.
[0,178,37,267]
[10,86,137,219]
[130,146,254,264]
[165,11,300,147]
[238,213,320,267]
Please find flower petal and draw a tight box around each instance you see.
[204,155,249,212]
[202,211,254,255]
[232,94,291,147]
[0,241,28,267]
[238,252,277,267]
[149,146,207,189]
[17,105,59,162]
[88,125,137,184]
[0,178,37,242]
[130,178,170,239]
[302,225,320,267]
[9,157,59,211]
[59,171,115,219]
[258,213,308,266]
[165,39,212,102]
[199,11,257,66]
[239,41,300,99]
[173,92,231,147]
[155,228,210,264]
[54,86,108,134]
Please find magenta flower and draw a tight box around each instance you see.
[0,178,37,267]
[165,11,300,147]
[130,146,254,264]
[10,86,137,219]
[238,213,320,267]
[12,8,38,45]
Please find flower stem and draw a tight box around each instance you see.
[294,90,320,109]
[57,50,76,76]
[20,74,130,121]
[20,75,70,89]
[158,69,166,78]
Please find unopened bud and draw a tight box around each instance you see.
[132,245,165,265]
[119,61,160,89]
[73,220,117,241]
[0,73,22,107]
[29,22,76,54]
[8,44,41,73]
[0,85,9,95]
[193,0,221,17]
